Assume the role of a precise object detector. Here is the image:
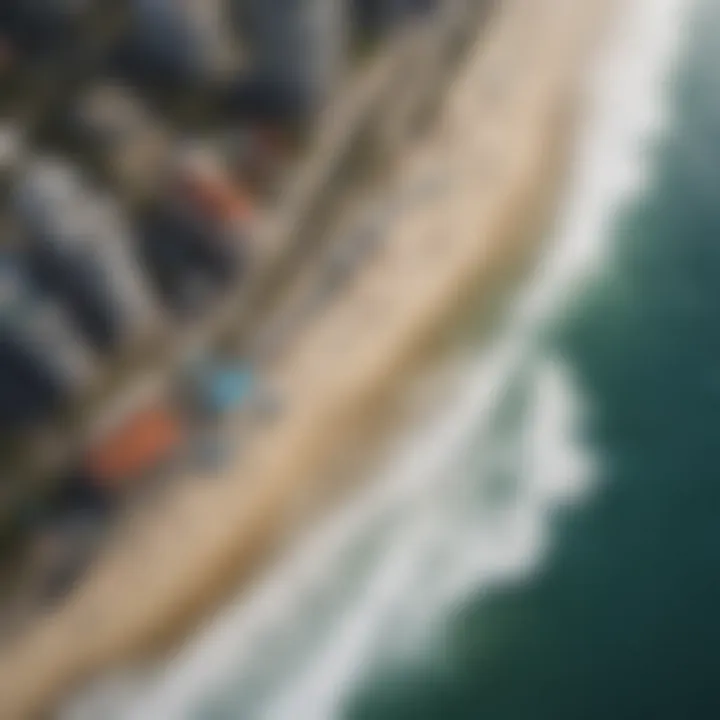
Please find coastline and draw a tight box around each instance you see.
[0,1,614,717]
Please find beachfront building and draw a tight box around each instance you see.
[12,158,161,352]
[233,0,349,121]
[127,0,240,87]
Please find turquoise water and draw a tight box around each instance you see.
[66,0,720,717]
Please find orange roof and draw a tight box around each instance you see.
[85,405,184,487]
[179,171,254,226]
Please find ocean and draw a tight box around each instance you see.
[66,0,720,717]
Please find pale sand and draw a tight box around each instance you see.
[0,0,614,716]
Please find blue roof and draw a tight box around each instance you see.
[195,363,256,414]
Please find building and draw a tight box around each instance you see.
[235,0,348,120]
[0,256,97,428]
[12,158,161,351]
[128,0,240,87]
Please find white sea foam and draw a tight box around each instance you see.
[64,0,692,717]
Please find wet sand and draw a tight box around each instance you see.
[0,0,613,716]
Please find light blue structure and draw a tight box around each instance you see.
[191,361,256,417]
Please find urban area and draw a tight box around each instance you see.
[0,0,486,650]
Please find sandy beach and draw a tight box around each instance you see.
[0,0,613,716]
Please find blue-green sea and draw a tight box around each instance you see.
[66,0,720,717]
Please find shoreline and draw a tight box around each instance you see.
[0,1,614,716]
